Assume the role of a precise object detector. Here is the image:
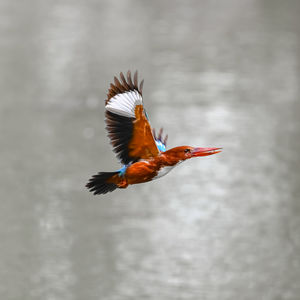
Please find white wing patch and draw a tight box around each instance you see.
[106,90,142,118]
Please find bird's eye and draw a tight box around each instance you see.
[184,149,191,153]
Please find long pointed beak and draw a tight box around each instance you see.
[191,147,222,157]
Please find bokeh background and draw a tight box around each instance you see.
[1,0,300,299]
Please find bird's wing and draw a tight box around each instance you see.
[153,128,168,152]
[105,71,160,165]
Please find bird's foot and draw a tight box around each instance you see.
[118,179,128,189]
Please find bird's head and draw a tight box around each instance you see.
[163,146,222,164]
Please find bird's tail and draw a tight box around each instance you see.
[86,171,120,195]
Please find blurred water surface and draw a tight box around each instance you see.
[1,0,300,299]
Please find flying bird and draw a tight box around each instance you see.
[86,71,221,195]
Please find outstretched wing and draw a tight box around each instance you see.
[105,71,160,165]
[153,128,168,152]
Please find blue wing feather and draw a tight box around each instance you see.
[118,165,128,176]
[153,128,168,152]
[155,140,166,152]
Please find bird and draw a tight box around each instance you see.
[86,71,221,195]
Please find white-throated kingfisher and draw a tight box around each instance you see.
[86,71,221,195]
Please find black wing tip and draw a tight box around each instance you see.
[106,70,144,104]
[86,171,118,195]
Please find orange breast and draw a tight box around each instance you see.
[125,160,160,184]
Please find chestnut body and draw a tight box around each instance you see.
[86,71,221,195]
[107,146,221,188]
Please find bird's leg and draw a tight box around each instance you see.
[118,178,128,189]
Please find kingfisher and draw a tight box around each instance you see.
[86,71,221,195]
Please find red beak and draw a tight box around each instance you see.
[191,147,222,157]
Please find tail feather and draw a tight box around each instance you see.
[86,171,118,195]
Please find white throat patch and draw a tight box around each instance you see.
[154,165,176,180]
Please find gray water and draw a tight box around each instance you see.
[1,1,300,299]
